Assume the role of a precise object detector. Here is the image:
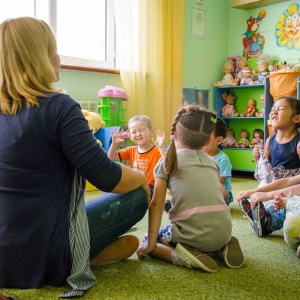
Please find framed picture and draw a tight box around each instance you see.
[182,88,209,109]
[227,55,241,76]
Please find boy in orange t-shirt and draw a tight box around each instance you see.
[108,115,165,197]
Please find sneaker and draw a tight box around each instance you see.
[297,245,300,259]
[164,199,172,212]
[252,202,273,237]
[175,242,218,273]
[222,236,244,268]
[239,198,253,225]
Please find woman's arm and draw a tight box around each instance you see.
[111,163,150,204]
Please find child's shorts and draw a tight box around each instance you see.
[143,224,177,248]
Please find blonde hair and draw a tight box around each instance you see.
[165,105,216,175]
[0,17,59,115]
[128,115,153,130]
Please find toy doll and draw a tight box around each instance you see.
[214,61,238,87]
[253,59,269,84]
[240,67,254,85]
[240,99,256,117]
[222,128,239,148]
[235,59,248,84]
[221,91,239,117]
[255,94,265,117]
[249,128,264,148]
[238,129,250,148]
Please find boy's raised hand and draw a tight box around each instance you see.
[111,127,125,145]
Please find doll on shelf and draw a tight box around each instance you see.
[252,59,269,84]
[234,59,248,84]
[240,99,256,117]
[214,61,238,87]
[255,94,265,117]
[240,67,254,85]
[222,128,239,148]
[238,129,250,148]
[221,91,239,117]
[249,128,264,148]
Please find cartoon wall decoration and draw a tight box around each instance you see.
[275,3,300,50]
[243,10,266,59]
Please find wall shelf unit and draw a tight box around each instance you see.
[230,0,288,10]
[215,78,273,172]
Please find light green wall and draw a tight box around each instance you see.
[55,69,121,103]
[182,0,230,110]
[228,0,299,64]
[56,0,299,111]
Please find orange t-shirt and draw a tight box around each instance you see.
[118,146,162,186]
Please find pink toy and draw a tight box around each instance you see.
[221,91,239,117]
[240,99,256,117]
[249,128,264,148]
[222,129,239,148]
[240,67,254,85]
[98,85,128,100]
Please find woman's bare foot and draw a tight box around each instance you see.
[90,235,139,266]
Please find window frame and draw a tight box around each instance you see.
[48,0,116,72]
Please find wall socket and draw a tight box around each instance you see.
[197,0,203,4]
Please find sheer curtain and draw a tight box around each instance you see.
[114,0,185,143]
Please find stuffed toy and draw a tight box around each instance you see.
[82,109,105,145]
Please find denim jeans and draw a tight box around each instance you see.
[266,205,286,232]
[85,188,148,260]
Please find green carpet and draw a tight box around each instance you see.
[1,177,300,300]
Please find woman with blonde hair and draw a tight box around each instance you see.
[0,17,149,298]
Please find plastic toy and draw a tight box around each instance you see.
[221,91,239,117]
[253,59,269,84]
[255,94,265,117]
[235,59,248,84]
[240,67,254,85]
[238,129,250,148]
[249,128,264,148]
[222,128,239,148]
[240,99,256,117]
[214,61,238,87]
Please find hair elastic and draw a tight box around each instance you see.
[211,117,217,123]
[183,107,192,114]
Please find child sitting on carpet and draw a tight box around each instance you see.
[237,175,300,258]
[108,115,166,198]
[237,97,300,237]
[137,105,244,272]
[203,117,233,205]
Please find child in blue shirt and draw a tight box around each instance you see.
[203,117,233,205]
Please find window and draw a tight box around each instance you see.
[0,0,115,69]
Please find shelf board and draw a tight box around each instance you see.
[230,0,288,10]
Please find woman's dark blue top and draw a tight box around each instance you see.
[0,93,121,288]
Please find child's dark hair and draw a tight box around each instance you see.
[214,117,227,138]
[253,128,263,138]
[276,97,300,129]
[164,105,217,175]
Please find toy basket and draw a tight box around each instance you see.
[269,72,300,101]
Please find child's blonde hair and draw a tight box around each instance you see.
[0,17,59,115]
[165,105,216,175]
[128,115,153,130]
